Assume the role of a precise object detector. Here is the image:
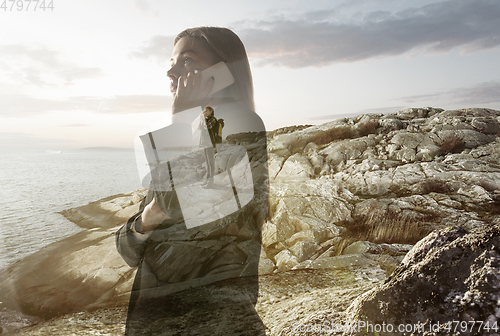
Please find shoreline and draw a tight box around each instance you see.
[58,189,148,230]
[0,190,147,334]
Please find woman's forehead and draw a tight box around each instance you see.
[171,36,214,59]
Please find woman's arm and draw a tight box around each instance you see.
[115,192,169,267]
[115,211,148,267]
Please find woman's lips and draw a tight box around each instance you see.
[170,85,177,94]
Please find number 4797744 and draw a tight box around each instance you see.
[1,0,54,11]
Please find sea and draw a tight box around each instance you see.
[0,147,141,271]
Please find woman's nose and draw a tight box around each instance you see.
[166,66,178,81]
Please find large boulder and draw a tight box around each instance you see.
[345,220,500,335]
[276,153,314,180]
[320,137,377,168]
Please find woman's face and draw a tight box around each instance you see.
[167,36,221,96]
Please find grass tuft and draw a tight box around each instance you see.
[439,134,466,155]
[308,126,355,146]
[357,119,379,137]
[345,206,435,245]
[412,178,455,195]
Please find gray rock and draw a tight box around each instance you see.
[275,249,300,272]
[270,180,353,225]
[343,241,382,255]
[457,185,492,202]
[320,137,377,168]
[258,257,275,275]
[292,254,378,270]
[317,246,337,259]
[261,218,295,248]
[346,222,500,335]
[285,229,326,246]
[378,243,414,256]
[378,117,405,133]
[276,153,314,180]
[311,237,343,260]
[308,151,324,175]
[267,153,285,179]
[438,129,497,149]
[303,142,318,153]
[396,107,443,120]
[471,117,500,134]
[289,241,321,262]
[267,133,295,156]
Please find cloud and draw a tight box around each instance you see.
[74,95,173,114]
[129,35,175,65]
[236,0,500,68]
[403,81,500,105]
[0,93,172,117]
[0,94,69,116]
[0,44,103,87]
[133,0,159,17]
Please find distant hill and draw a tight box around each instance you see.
[78,147,134,152]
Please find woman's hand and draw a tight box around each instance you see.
[137,198,170,232]
[172,70,214,113]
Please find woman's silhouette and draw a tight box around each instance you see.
[116,27,268,336]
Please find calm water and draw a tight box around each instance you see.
[0,148,141,270]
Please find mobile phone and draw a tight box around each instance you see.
[201,62,235,96]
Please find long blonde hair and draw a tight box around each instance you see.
[174,27,255,112]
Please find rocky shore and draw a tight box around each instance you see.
[2,107,500,335]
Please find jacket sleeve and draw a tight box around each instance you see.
[115,192,153,267]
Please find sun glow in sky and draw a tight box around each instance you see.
[1,0,500,149]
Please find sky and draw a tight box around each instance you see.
[1,0,499,149]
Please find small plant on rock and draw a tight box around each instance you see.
[413,178,455,195]
[357,119,379,137]
[439,134,466,155]
[308,126,354,146]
